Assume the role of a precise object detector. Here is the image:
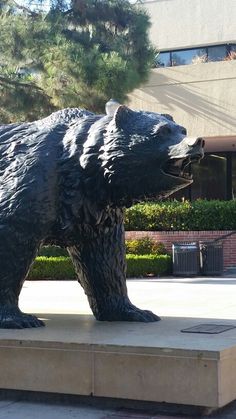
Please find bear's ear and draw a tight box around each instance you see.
[162,113,174,122]
[114,105,135,130]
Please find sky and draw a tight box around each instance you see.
[15,0,143,9]
[15,0,53,11]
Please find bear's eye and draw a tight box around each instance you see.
[160,126,172,136]
[152,124,172,137]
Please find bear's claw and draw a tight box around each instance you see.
[96,301,161,322]
[0,307,45,329]
[112,307,161,322]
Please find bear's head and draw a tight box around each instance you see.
[80,105,204,207]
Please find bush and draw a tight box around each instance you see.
[126,254,171,277]
[40,239,167,258]
[28,257,76,280]
[125,200,236,231]
[125,237,167,255]
[28,254,171,280]
[38,246,68,257]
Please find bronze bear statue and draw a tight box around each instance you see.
[0,105,204,328]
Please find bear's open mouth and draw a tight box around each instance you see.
[162,156,197,181]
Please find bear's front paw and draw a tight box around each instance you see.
[0,306,45,329]
[122,306,161,322]
[109,305,161,322]
[94,297,161,322]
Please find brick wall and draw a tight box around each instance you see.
[125,230,236,270]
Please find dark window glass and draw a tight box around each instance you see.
[231,154,236,199]
[155,52,171,67]
[168,187,190,202]
[154,44,235,68]
[227,44,236,60]
[191,154,227,200]
[169,165,191,201]
[208,45,227,61]
[172,48,207,66]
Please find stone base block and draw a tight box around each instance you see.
[1,314,236,409]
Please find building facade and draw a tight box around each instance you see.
[128,0,236,200]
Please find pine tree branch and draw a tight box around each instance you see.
[11,0,39,17]
[0,75,43,90]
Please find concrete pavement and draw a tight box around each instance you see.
[19,276,236,321]
[1,392,236,418]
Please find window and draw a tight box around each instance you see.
[191,154,227,200]
[208,45,227,61]
[226,44,236,60]
[155,44,236,68]
[172,48,207,66]
[168,186,191,202]
[170,152,236,201]
[155,52,171,67]
[231,154,236,199]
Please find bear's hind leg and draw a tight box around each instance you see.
[0,224,44,329]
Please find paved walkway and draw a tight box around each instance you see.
[1,396,236,418]
[2,276,236,418]
[20,276,236,321]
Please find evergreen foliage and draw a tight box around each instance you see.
[125,200,236,231]
[0,0,154,123]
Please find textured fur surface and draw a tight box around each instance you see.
[0,106,204,328]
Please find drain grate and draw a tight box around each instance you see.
[181,324,236,334]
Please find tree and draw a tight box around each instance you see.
[0,0,155,123]
[0,6,55,122]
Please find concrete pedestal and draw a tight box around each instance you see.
[1,279,236,409]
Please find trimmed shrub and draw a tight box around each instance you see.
[40,239,167,258]
[126,254,171,277]
[38,246,68,257]
[28,254,171,280]
[125,200,236,231]
[28,257,76,280]
[125,237,167,255]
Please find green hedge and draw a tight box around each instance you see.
[40,238,167,258]
[125,200,236,231]
[39,246,68,257]
[29,257,76,280]
[125,237,166,255]
[28,255,171,280]
[126,254,171,277]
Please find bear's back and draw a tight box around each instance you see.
[0,109,97,197]
[35,108,94,129]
